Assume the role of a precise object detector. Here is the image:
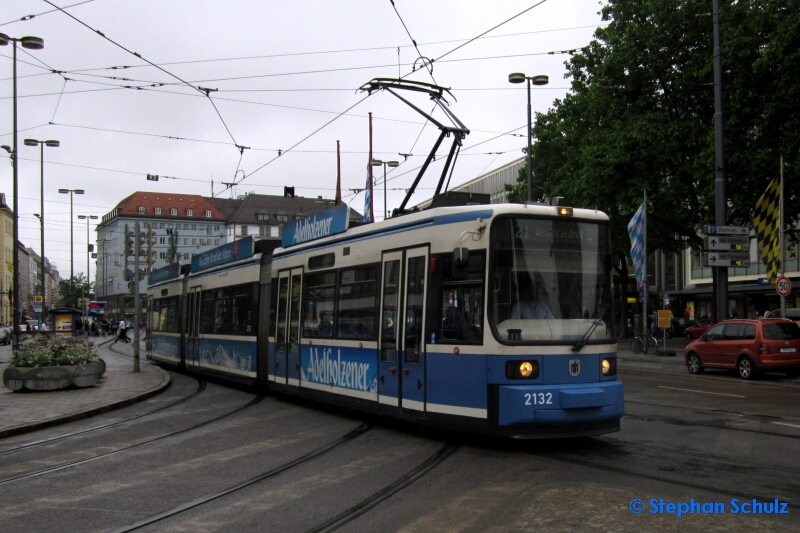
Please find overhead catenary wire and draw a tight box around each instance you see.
[42,0,242,149]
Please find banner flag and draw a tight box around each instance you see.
[753,176,781,283]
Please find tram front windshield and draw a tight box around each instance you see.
[490,217,612,344]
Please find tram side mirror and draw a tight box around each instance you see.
[452,247,469,280]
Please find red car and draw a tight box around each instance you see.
[684,318,800,379]
[684,319,712,340]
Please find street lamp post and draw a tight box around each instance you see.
[78,215,98,337]
[59,188,85,308]
[508,72,549,203]
[25,138,59,319]
[0,32,44,352]
[371,159,399,220]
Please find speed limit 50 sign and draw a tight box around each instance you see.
[776,276,792,297]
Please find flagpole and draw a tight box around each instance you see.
[780,155,785,316]
[642,190,648,341]
[368,112,375,223]
[335,140,342,206]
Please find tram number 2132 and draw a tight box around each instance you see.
[525,392,554,405]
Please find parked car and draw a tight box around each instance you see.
[684,319,712,339]
[0,326,11,345]
[684,318,800,379]
[764,308,800,326]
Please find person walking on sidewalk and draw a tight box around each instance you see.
[115,321,127,344]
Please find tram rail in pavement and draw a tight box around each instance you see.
[0,336,170,438]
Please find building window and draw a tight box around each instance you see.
[205,210,212,218]
[276,214,288,222]
[138,206,145,214]
[159,252,165,259]
[154,207,162,215]
[256,213,269,221]
[215,225,220,231]
[191,224,197,231]
[184,224,189,230]
[159,237,166,244]
[159,222,165,229]
[240,225,248,236]
[170,208,177,216]
[192,238,197,245]
[183,238,188,245]
[214,239,219,246]
[186,209,193,217]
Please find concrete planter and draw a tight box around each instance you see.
[3,359,106,392]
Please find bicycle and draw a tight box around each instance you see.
[630,332,658,355]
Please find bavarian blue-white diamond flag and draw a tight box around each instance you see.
[363,162,373,223]
[627,200,646,288]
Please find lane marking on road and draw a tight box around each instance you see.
[771,422,800,429]
[657,386,745,398]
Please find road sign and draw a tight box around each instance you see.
[34,295,42,311]
[757,278,770,285]
[703,225,750,236]
[146,174,159,181]
[776,276,792,297]
[657,310,672,328]
[703,235,750,251]
[703,252,750,268]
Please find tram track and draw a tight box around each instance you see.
[0,377,206,455]
[305,442,458,533]
[0,393,265,487]
[103,423,373,533]
[102,429,457,533]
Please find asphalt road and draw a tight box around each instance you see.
[1,361,799,532]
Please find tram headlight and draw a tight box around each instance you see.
[506,360,539,379]
[601,357,617,376]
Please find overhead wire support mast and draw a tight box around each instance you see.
[358,78,469,216]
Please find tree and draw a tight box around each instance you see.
[506,0,799,331]
[166,231,179,264]
[56,273,93,309]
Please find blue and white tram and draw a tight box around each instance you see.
[180,236,278,385]
[266,199,624,438]
[146,263,187,368]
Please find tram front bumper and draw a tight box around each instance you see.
[497,381,624,426]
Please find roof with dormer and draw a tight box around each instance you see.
[99,191,227,227]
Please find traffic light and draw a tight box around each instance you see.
[137,229,147,256]
[127,281,134,293]
[124,224,134,256]
[123,269,132,281]
[146,226,157,265]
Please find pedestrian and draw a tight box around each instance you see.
[115,320,126,344]
[122,321,131,343]
[39,321,48,333]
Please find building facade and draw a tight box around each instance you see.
[95,192,228,320]
[0,194,12,325]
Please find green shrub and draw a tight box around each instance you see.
[11,335,98,367]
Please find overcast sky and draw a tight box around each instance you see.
[1,0,604,279]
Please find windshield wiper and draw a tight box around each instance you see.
[572,304,611,352]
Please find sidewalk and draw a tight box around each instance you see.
[617,335,689,373]
[0,336,170,438]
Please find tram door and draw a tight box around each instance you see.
[185,286,201,368]
[378,247,428,415]
[274,268,303,386]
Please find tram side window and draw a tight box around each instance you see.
[439,252,485,343]
[303,271,336,338]
[336,266,377,340]
[152,297,179,333]
[199,285,257,336]
[231,284,258,335]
